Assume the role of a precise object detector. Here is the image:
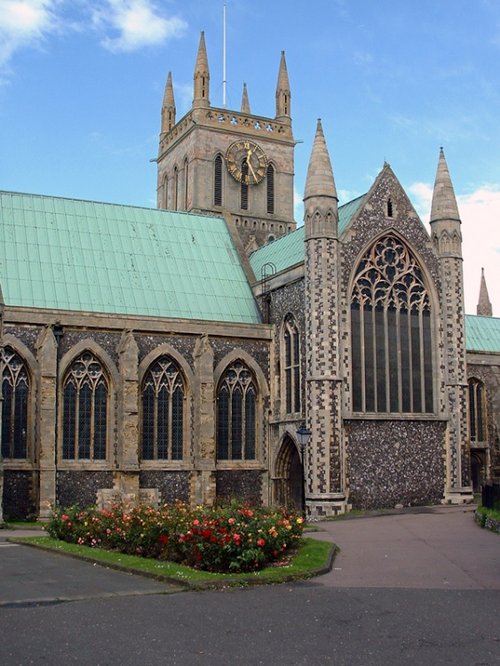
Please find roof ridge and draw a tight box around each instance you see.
[0,190,224,219]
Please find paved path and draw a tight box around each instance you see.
[0,509,499,665]
[309,505,500,589]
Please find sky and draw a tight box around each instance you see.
[0,0,499,316]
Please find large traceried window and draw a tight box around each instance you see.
[141,356,184,460]
[217,361,256,460]
[351,235,434,414]
[1,347,30,459]
[469,378,487,443]
[62,352,108,460]
[283,314,301,414]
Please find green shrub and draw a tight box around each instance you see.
[47,501,304,573]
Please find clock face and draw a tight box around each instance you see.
[225,140,268,185]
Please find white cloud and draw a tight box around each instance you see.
[91,0,186,53]
[409,181,500,317]
[0,0,60,71]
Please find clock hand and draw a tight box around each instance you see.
[246,157,258,181]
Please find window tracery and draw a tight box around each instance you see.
[141,355,184,460]
[351,235,433,414]
[62,351,108,460]
[217,361,256,460]
[1,346,30,459]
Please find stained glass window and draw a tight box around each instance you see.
[283,314,301,414]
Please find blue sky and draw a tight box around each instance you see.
[0,0,499,314]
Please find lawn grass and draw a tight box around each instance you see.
[13,536,334,589]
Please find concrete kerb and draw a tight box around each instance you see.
[6,535,337,592]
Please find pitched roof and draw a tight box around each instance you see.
[249,194,366,279]
[0,191,261,324]
[465,315,500,353]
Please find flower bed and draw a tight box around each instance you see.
[47,502,304,573]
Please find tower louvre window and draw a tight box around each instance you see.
[173,167,179,210]
[351,235,433,414]
[267,164,275,214]
[240,159,248,210]
[214,155,223,206]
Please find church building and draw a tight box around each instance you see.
[1,34,499,520]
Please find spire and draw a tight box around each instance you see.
[304,119,338,202]
[430,148,460,223]
[193,31,210,108]
[161,71,176,133]
[275,50,291,121]
[477,268,493,317]
[241,82,250,114]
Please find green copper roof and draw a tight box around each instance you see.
[465,315,500,353]
[249,195,366,279]
[0,191,261,323]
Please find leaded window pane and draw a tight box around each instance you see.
[62,352,108,460]
[283,314,301,415]
[351,235,433,414]
[469,379,487,443]
[217,387,229,460]
[141,355,184,460]
[245,388,256,459]
[216,361,257,460]
[1,348,30,459]
[94,382,107,460]
[63,382,77,460]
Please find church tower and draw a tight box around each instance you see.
[156,32,296,251]
[303,120,347,517]
[430,148,472,501]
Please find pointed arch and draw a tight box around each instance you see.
[273,433,303,510]
[214,350,268,462]
[139,345,193,463]
[266,162,275,214]
[468,377,487,443]
[59,340,118,463]
[183,156,189,209]
[349,232,436,414]
[1,337,37,460]
[281,313,301,415]
[214,153,223,207]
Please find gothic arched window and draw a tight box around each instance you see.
[62,352,108,460]
[267,163,275,214]
[214,154,223,206]
[141,356,184,460]
[217,361,256,460]
[283,314,301,414]
[468,378,487,443]
[351,235,434,414]
[1,347,30,459]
